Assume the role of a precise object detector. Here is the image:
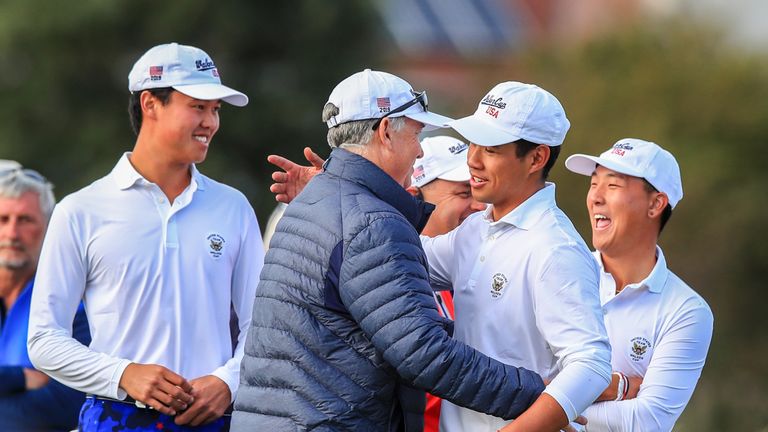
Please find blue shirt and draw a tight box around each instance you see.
[0,277,91,430]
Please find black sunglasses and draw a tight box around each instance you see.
[371,90,428,131]
[0,166,50,185]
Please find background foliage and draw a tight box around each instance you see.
[1,2,765,430]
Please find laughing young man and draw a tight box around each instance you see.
[565,139,713,431]
[28,43,264,431]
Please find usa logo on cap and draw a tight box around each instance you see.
[480,94,507,119]
[376,97,391,113]
[149,66,163,81]
[610,141,634,157]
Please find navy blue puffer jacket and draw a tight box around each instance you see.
[232,149,543,431]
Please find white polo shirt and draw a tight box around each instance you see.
[28,153,264,399]
[582,247,713,431]
[422,183,612,432]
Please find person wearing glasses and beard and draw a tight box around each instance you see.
[232,69,545,432]
[0,161,91,431]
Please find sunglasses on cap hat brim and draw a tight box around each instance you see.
[372,90,428,131]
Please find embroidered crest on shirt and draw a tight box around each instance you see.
[206,233,226,259]
[490,273,508,299]
[629,336,651,361]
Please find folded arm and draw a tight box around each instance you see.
[582,302,713,431]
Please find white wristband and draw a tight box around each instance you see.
[615,372,627,401]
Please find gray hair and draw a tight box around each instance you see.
[0,161,56,221]
[322,103,406,150]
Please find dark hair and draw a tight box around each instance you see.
[643,180,673,234]
[514,139,561,180]
[128,88,175,135]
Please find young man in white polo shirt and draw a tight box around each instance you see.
[565,139,714,431]
[28,43,264,431]
[422,82,613,432]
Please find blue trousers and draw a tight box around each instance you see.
[78,397,230,432]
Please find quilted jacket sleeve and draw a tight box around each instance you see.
[339,215,544,420]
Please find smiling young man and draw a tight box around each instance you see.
[421,82,613,432]
[28,43,264,431]
[565,139,714,431]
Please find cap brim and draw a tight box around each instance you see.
[565,154,644,178]
[437,163,471,182]
[405,111,454,132]
[173,83,249,107]
[447,115,521,146]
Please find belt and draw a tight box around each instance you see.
[87,394,152,409]
[86,394,233,416]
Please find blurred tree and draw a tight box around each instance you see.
[0,0,384,221]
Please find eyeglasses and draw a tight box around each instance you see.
[371,90,428,131]
[0,166,51,185]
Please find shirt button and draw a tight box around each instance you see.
[602,307,608,314]
[480,256,485,262]
[158,197,165,203]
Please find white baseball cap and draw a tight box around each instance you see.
[448,81,570,147]
[565,138,683,208]
[411,136,471,188]
[325,69,453,131]
[128,43,248,107]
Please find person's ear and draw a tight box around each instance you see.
[140,91,159,119]
[375,118,395,151]
[648,192,668,218]
[529,145,550,174]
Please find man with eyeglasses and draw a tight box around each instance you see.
[0,161,91,430]
[232,69,545,431]
[28,43,264,431]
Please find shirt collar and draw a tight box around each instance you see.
[595,245,668,294]
[484,182,557,230]
[323,148,433,231]
[112,152,206,191]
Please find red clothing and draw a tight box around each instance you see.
[424,290,454,432]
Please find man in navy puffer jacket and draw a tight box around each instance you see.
[232,69,544,431]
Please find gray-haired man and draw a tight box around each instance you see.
[0,161,90,430]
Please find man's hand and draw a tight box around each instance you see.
[562,415,587,432]
[174,375,231,426]
[498,393,569,431]
[118,363,194,416]
[268,147,324,203]
[23,368,50,390]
